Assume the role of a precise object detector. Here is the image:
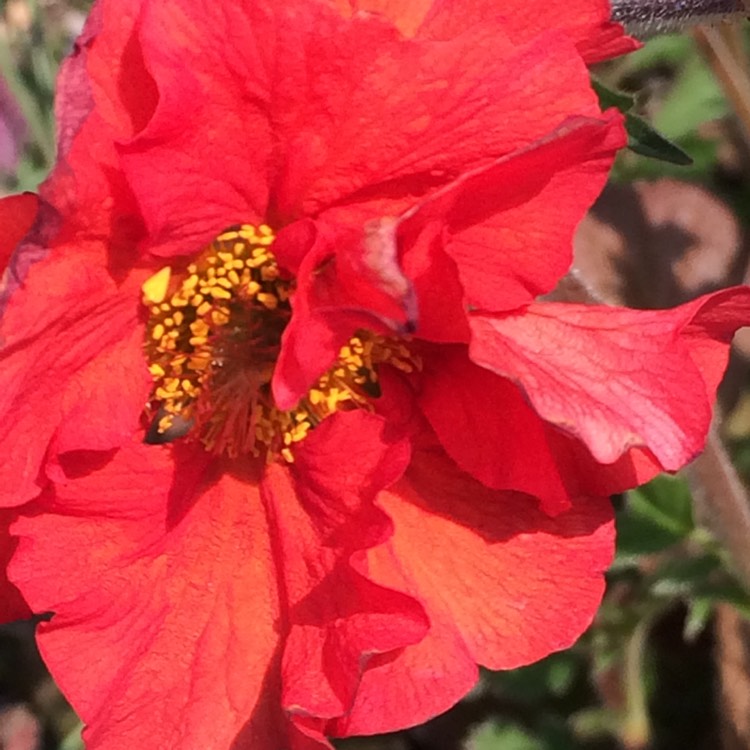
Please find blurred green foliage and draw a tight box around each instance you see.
[609,34,731,182]
[0,0,90,193]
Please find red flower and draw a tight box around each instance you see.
[0,2,745,749]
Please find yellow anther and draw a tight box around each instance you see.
[261,265,279,281]
[210,309,231,326]
[158,414,174,433]
[210,287,232,300]
[142,267,172,304]
[257,293,278,310]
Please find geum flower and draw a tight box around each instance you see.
[0,1,745,749]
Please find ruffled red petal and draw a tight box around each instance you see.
[471,0,639,64]
[397,113,625,315]
[8,412,434,749]
[417,344,674,505]
[269,413,428,729]
[0,242,150,507]
[273,218,418,410]
[339,0,638,63]
[273,114,624,408]
[11,441,285,750]
[469,288,750,470]
[328,444,613,736]
[0,7,152,506]
[113,0,605,261]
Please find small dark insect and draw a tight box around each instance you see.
[144,410,194,445]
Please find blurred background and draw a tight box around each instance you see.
[5,1,750,749]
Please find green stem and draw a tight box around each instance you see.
[621,620,652,750]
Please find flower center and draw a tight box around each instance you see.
[141,224,417,461]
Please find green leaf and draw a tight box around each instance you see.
[623,113,693,165]
[615,511,681,564]
[484,652,582,702]
[469,722,544,750]
[616,476,694,560]
[654,54,728,139]
[648,555,721,598]
[648,554,750,621]
[606,35,727,140]
[683,597,713,642]
[620,34,694,69]
[694,578,750,618]
[632,475,694,533]
[59,723,84,750]
[591,79,634,112]
[592,79,692,165]
[611,132,717,182]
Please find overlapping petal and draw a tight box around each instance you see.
[273,114,626,407]
[10,441,282,750]
[0,240,150,506]
[337,0,639,63]
[116,0,606,258]
[417,347,571,515]
[329,444,613,736]
[8,413,432,749]
[469,288,750,470]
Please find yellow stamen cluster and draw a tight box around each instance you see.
[264,333,416,461]
[142,224,418,461]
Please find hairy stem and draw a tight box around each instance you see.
[685,422,750,592]
[611,0,747,36]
